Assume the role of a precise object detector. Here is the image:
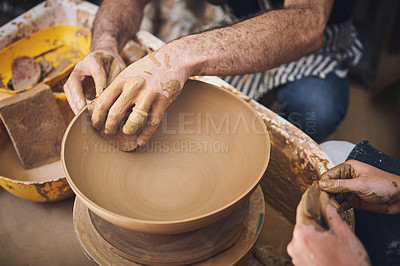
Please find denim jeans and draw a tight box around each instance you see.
[274,72,349,143]
[346,141,400,266]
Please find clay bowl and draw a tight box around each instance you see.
[0,94,74,202]
[62,79,270,234]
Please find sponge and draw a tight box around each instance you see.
[0,84,66,169]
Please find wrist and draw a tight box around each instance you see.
[159,37,205,79]
[91,36,119,55]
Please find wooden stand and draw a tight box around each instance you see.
[73,186,265,265]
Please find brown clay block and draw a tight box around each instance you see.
[0,84,66,169]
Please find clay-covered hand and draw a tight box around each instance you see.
[64,50,125,114]
[91,49,190,146]
[287,202,370,266]
[319,160,400,214]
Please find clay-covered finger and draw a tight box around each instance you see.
[63,72,87,114]
[104,77,144,134]
[122,92,156,135]
[106,59,122,87]
[324,204,349,233]
[92,66,107,97]
[137,99,168,146]
[91,77,125,129]
[321,163,355,180]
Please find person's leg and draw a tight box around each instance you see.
[275,73,349,143]
[346,141,400,266]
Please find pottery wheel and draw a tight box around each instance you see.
[73,185,265,265]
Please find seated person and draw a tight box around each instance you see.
[64,0,363,146]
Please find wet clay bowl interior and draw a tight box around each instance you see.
[62,79,270,234]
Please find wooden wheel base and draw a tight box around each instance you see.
[73,186,265,265]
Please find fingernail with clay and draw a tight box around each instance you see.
[104,128,117,135]
[137,139,146,147]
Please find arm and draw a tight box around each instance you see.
[91,0,334,146]
[161,0,334,77]
[91,0,149,54]
[320,160,400,214]
[64,0,149,114]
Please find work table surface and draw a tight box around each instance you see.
[0,191,94,265]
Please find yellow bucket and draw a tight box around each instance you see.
[0,24,90,201]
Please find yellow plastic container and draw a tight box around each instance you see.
[0,5,92,201]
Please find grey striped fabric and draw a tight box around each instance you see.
[222,20,363,100]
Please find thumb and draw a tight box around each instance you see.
[319,178,361,194]
[92,66,107,97]
[114,53,126,69]
[325,204,350,233]
[106,59,122,87]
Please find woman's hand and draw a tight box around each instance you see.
[287,202,369,266]
[320,160,400,214]
[90,48,191,146]
[64,49,125,114]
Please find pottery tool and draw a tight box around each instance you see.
[10,56,41,91]
[301,181,343,231]
[8,45,65,91]
[33,44,65,59]
[0,25,91,93]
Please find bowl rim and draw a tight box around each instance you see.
[61,79,270,231]
[0,174,66,185]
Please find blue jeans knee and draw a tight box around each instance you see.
[275,73,349,143]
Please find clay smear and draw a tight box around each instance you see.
[161,80,181,101]
[164,53,171,69]
[149,51,161,67]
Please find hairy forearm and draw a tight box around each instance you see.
[162,0,333,77]
[91,0,149,53]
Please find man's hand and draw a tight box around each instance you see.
[64,50,124,114]
[90,49,190,146]
[287,202,370,266]
[319,160,400,214]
